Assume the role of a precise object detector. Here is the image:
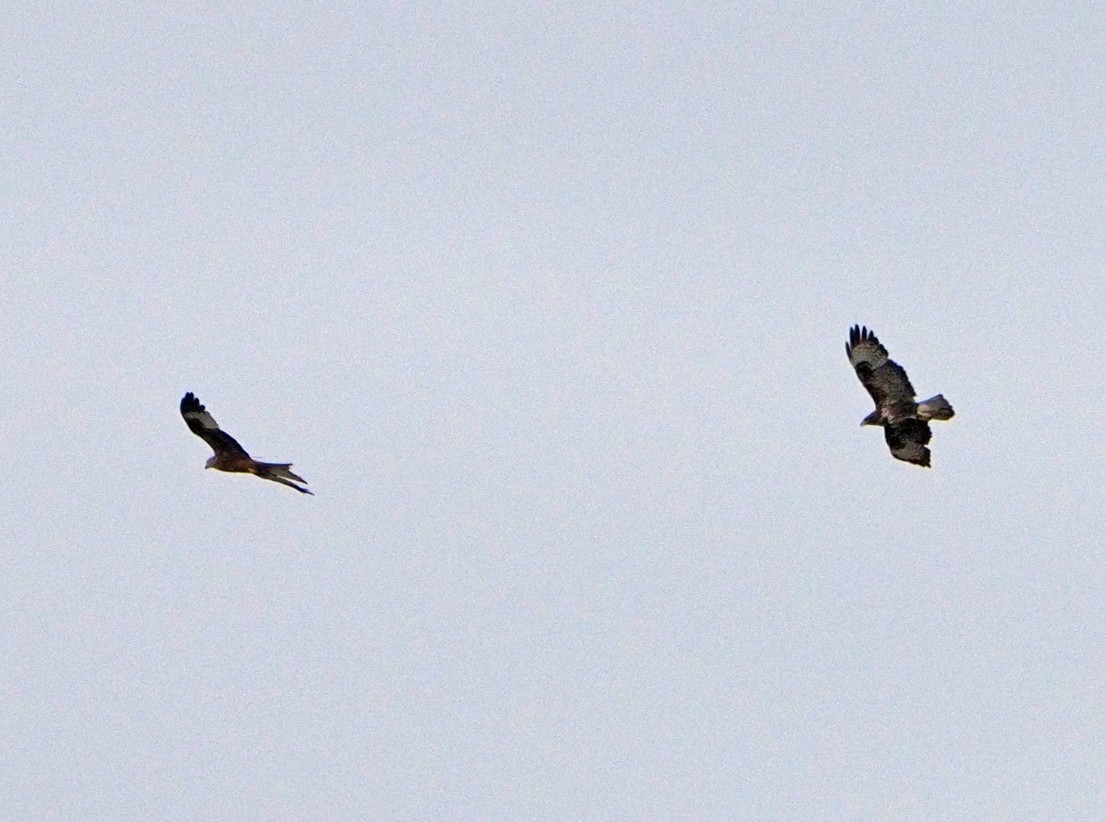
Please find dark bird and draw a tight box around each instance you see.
[846,326,954,467]
[180,392,313,494]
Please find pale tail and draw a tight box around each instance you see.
[917,394,954,421]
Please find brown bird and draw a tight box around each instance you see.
[180,392,313,494]
[846,326,955,467]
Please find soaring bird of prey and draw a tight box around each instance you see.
[180,392,313,494]
[846,326,955,467]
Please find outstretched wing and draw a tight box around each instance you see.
[884,418,932,467]
[180,392,250,458]
[846,325,916,409]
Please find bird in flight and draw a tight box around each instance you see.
[846,326,955,467]
[180,392,313,494]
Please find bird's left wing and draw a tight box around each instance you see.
[847,325,917,408]
[883,418,932,467]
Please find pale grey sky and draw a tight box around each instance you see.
[5,3,1106,819]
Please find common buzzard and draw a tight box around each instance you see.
[846,326,954,467]
[180,392,313,494]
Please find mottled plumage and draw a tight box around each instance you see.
[847,326,954,467]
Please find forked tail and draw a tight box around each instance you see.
[917,394,954,421]
[254,462,313,494]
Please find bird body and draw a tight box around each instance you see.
[846,326,954,467]
[180,392,313,494]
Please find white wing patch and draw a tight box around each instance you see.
[184,408,220,431]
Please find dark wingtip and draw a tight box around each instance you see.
[847,324,873,350]
[180,392,203,414]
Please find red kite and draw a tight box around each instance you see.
[180,392,313,494]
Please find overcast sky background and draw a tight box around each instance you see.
[5,3,1106,819]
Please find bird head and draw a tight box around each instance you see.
[860,410,881,427]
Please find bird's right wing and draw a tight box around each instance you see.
[180,392,250,458]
